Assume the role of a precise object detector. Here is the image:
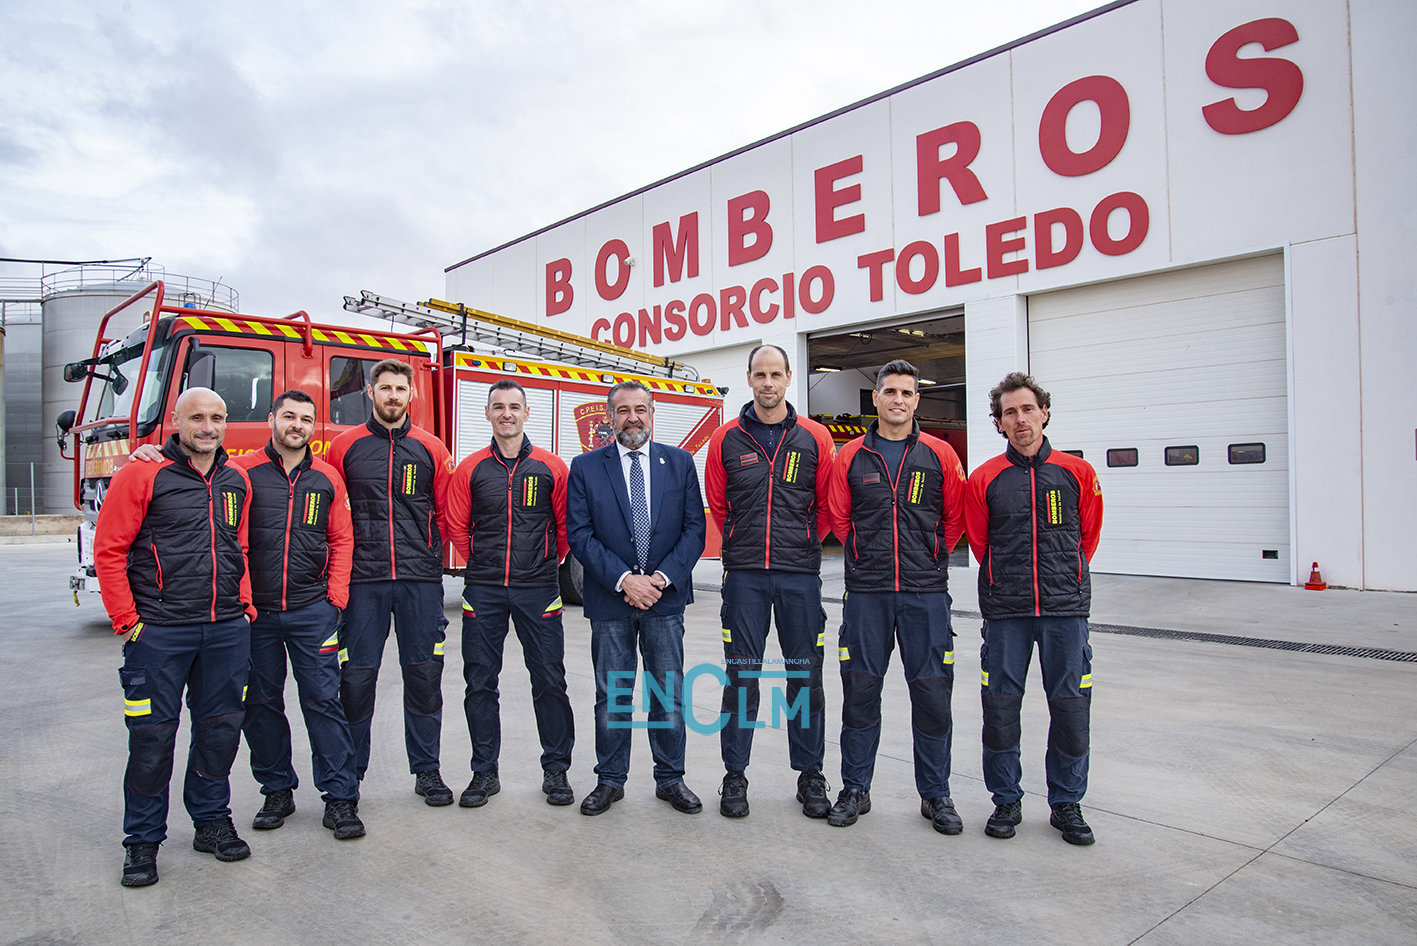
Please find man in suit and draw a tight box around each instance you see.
[567,380,707,816]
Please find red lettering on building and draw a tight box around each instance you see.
[638,306,661,347]
[595,240,631,300]
[612,312,635,347]
[688,293,716,336]
[800,266,835,314]
[1034,207,1084,270]
[815,156,866,243]
[591,318,612,342]
[896,241,940,295]
[664,299,687,341]
[916,121,988,215]
[986,217,1029,278]
[652,213,699,288]
[857,249,895,302]
[720,285,748,330]
[750,277,779,324]
[1038,75,1131,177]
[943,233,982,287]
[1090,192,1149,256]
[1203,18,1304,135]
[782,272,795,319]
[727,191,773,266]
[545,258,573,317]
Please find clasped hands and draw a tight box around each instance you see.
[622,571,667,610]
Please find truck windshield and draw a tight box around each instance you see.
[94,339,171,429]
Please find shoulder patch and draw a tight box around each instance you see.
[956,462,966,482]
[445,456,455,473]
[1093,476,1102,496]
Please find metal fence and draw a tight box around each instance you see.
[1,461,50,524]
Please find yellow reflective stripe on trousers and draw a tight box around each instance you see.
[838,646,850,661]
[433,640,445,657]
[242,685,248,701]
[721,628,732,643]
[322,633,339,648]
[1080,673,1093,689]
[338,648,349,665]
[981,670,989,686]
[942,650,955,665]
[123,698,151,717]
[817,631,825,647]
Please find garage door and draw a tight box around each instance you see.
[1027,254,1288,581]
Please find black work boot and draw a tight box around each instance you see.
[457,769,500,808]
[1050,801,1095,845]
[120,842,159,887]
[251,788,295,830]
[323,798,366,840]
[192,818,251,862]
[826,788,871,827]
[414,768,455,807]
[921,796,963,835]
[542,768,575,806]
[718,771,750,818]
[986,800,1023,839]
[796,770,831,819]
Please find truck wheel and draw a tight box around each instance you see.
[559,553,584,606]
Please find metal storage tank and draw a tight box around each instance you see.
[40,264,237,512]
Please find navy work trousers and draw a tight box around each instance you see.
[118,616,251,846]
[340,580,447,777]
[243,599,358,802]
[718,569,826,773]
[980,616,1092,805]
[461,583,575,773]
[837,590,956,798]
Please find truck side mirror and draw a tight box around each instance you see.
[187,349,215,391]
[63,362,87,383]
[55,410,77,448]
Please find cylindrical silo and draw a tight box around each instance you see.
[40,264,238,513]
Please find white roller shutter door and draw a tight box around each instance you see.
[1027,254,1288,581]
[454,380,555,464]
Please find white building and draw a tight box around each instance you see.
[446,0,1415,592]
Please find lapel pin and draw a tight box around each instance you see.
[659,457,665,464]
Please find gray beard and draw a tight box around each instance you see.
[616,425,650,449]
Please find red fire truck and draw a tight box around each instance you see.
[58,282,724,606]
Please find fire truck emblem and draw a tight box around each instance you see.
[573,402,616,452]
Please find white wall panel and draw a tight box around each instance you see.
[1029,254,1288,581]
[453,380,555,465]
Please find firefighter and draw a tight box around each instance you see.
[328,360,455,806]
[96,387,255,887]
[964,371,1103,845]
[703,344,836,819]
[824,360,967,834]
[444,379,576,809]
[131,390,364,838]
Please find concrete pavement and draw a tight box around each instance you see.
[2,543,1414,945]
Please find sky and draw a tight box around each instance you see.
[0,0,1103,324]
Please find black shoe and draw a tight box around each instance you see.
[579,783,624,816]
[414,768,454,807]
[120,842,159,887]
[192,818,251,862]
[921,796,963,835]
[323,798,366,840]
[656,780,703,814]
[458,769,500,808]
[251,788,295,830]
[796,770,831,819]
[717,771,749,818]
[986,800,1023,839]
[542,769,575,806]
[827,788,871,827]
[1050,802,1095,845]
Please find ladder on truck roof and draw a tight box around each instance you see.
[343,290,700,382]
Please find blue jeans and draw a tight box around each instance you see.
[837,590,955,798]
[243,600,358,801]
[590,610,687,788]
[980,616,1092,805]
[118,617,251,845]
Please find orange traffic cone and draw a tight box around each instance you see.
[1304,562,1327,591]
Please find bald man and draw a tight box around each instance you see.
[96,387,257,887]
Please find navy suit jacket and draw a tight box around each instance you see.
[567,440,706,621]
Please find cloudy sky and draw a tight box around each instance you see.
[1,0,1101,322]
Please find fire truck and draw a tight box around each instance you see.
[57,282,724,606]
